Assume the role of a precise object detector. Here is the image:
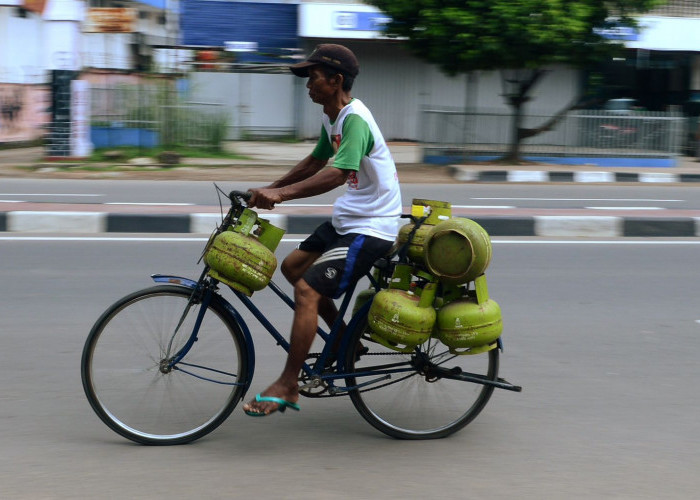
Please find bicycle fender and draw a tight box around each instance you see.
[150,274,256,393]
[151,274,199,288]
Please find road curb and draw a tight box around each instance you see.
[450,167,700,183]
[2,212,699,237]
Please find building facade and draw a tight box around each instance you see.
[2,0,699,149]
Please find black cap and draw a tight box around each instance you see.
[290,44,359,78]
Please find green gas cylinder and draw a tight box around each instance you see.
[397,223,433,263]
[397,199,452,264]
[204,208,284,296]
[436,297,502,353]
[424,218,492,285]
[435,275,502,354]
[368,289,436,353]
[204,231,277,295]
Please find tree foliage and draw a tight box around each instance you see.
[368,0,665,161]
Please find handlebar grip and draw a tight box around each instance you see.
[230,190,252,202]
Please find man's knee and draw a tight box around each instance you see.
[280,256,297,282]
[294,278,322,307]
[281,250,316,284]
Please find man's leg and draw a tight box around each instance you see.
[282,249,343,334]
[242,278,322,415]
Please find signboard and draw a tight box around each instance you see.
[333,11,391,31]
[625,16,700,52]
[299,4,393,39]
[593,25,639,41]
[224,41,259,52]
[83,8,136,33]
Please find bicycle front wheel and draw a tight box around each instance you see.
[81,285,248,445]
[345,315,499,440]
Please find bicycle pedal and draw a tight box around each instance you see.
[298,376,322,391]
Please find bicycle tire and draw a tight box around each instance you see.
[81,285,249,445]
[345,313,498,440]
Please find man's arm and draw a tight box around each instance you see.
[249,164,350,210]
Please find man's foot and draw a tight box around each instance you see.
[242,383,299,417]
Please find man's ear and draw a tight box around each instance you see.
[333,74,344,89]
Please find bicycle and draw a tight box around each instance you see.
[81,189,521,445]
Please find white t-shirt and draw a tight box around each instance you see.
[311,98,402,241]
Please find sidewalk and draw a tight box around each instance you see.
[1,141,700,183]
[1,142,699,237]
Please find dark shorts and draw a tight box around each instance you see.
[299,221,394,299]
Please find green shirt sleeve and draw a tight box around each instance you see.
[311,125,334,160]
[333,114,374,171]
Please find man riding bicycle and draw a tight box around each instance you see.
[242,44,402,416]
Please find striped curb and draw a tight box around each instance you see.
[1,212,700,237]
[450,167,700,183]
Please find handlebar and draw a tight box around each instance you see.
[229,190,252,204]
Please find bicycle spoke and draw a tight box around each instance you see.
[82,286,248,445]
[346,318,499,439]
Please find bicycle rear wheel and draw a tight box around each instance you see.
[345,315,498,439]
[81,285,248,445]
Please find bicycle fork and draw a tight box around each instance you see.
[160,285,213,373]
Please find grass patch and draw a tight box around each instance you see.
[88,146,248,162]
[35,163,236,173]
[0,139,43,150]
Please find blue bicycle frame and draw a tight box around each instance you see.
[150,269,407,396]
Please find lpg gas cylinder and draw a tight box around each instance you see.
[397,199,452,264]
[424,218,492,285]
[368,289,436,353]
[397,223,433,263]
[435,297,502,354]
[204,230,277,295]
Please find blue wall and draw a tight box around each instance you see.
[180,1,298,63]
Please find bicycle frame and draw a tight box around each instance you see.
[150,269,393,396]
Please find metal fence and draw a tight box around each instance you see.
[421,107,687,159]
[89,84,229,150]
[647,0,700,17]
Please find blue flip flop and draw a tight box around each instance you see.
[244,393,301,417]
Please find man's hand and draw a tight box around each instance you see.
[248,188,283,210]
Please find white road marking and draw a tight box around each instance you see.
[585,206,665,211]
[452,205,515,209]
[0,193,103,197]
[105,202,195,206]
[278,204,334,207]
[473,197,682,202]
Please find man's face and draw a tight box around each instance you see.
[306,66,336,105]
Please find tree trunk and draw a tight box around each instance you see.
[504,100,524,163]
[499,68,546,163]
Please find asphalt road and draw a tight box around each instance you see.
[1,237,699,499]
[2,178,700,212]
